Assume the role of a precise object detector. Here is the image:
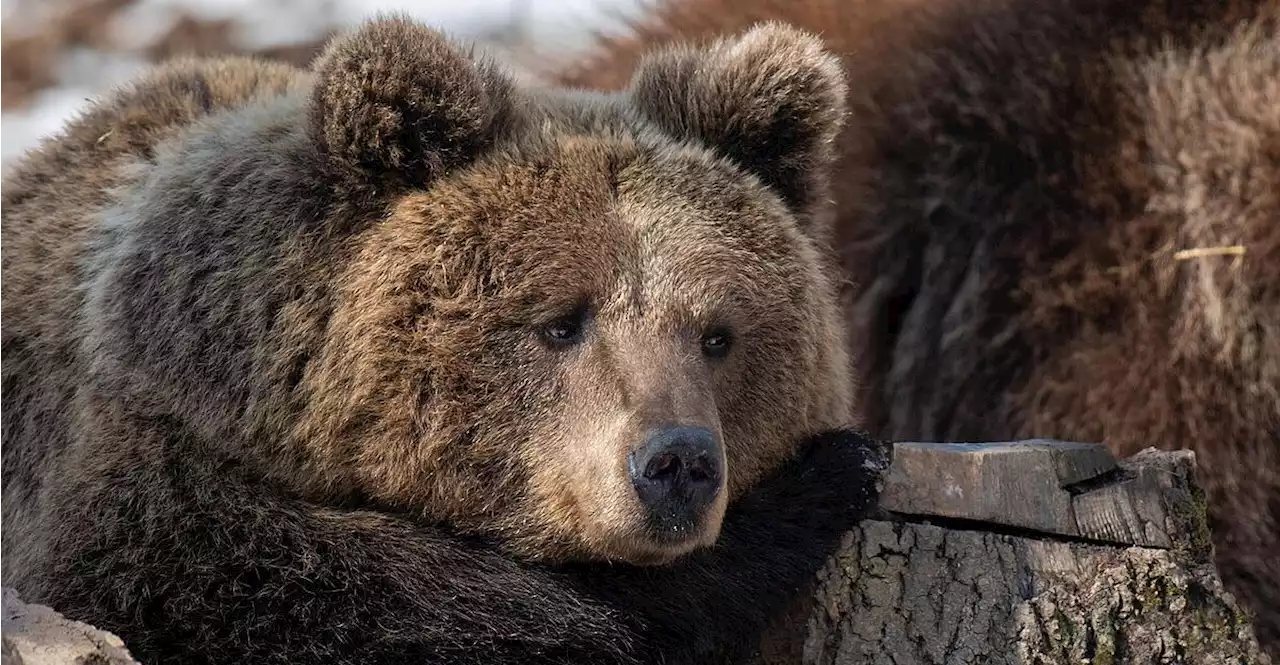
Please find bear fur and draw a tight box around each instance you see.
[0,16,889,665]
[556,0,1280,654]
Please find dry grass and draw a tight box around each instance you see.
[1,0,334,111]
[3,0,138,109]
[0,0,548,113]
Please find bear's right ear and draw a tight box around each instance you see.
[309,15,518,191]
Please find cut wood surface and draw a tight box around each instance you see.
[757,442,1270,665]
[879,440,1211,551]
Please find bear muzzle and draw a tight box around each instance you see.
[627,425,725,541]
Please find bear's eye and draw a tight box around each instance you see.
[700,328,733,360]
[539,308,588,350]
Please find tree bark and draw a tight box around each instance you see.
[757,442,1271,665]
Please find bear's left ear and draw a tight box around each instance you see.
[628,23,847,225]
[309,15,520,192]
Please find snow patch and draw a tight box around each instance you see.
[2,0,641,166]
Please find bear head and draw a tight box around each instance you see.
[298,16,854,566]
[88,15,854,567]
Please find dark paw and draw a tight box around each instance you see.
[795,428,892,486]
[735,428,891,527]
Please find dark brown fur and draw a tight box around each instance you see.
[1,14,890,665]
[556,0,1280,654]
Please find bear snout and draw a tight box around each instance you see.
[627,425,725,536]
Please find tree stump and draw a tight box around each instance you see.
[758,441,1271,665]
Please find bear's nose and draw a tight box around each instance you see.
[628,425,723,526]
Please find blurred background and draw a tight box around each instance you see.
[1,0,642,164]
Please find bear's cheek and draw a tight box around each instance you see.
[519,379,644,549]
[533,410,644,544]
[715,310,850,497]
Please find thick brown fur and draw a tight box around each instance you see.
[1,15,889,665]
[556,0,1280,654]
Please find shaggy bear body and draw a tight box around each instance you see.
[558,0,1280,653]
[1,17,887,665]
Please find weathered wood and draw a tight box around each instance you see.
[879,441,1207,550]
[1,588,140,665]
[758,444,1270,665]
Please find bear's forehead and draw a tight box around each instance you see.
[384,128,811,322]
[429,127,799,249]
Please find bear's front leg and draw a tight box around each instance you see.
[563,429,890,664]
[28,402,647,665]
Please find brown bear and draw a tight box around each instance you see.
[0,15,889,665]
[555,0,1280,655]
